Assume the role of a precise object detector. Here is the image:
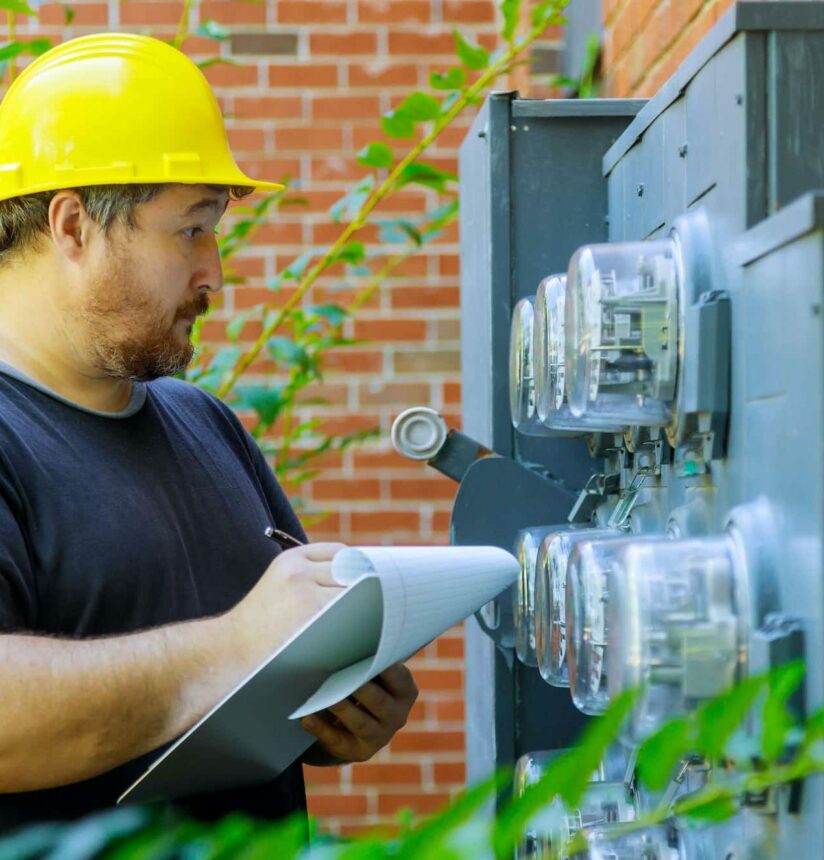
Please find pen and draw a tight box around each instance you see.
[264,526,306,549]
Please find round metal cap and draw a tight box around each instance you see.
[391,406,448,461]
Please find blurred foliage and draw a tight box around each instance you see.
[0,663,820,858]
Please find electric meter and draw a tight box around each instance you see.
[514,526,557,667]
[510,296,553,435]
[566,536,654,715]
[534,527,617,688]
[534,274,625,434]
[565,240,680,426]
[605,534,749,740]
[581,822,709,859]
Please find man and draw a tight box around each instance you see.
[0,33,417,827]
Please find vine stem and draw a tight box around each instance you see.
[215,7,565,401]
[173,0,195,50]
[7,11,16,83]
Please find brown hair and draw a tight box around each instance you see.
[0,183,253,265]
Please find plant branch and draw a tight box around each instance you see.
[215,7,565,400]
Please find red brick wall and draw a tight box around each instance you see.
[601,0,739,96]
[6,0,544,837]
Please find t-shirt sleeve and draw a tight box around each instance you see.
[0,461,38,631]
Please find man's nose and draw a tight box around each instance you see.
[196,240,224,293]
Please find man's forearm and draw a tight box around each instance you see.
[0,612,251,793]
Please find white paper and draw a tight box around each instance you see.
[119,545,518,804]
[291,545,519,718]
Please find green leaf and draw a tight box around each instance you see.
[233,385,285,427]
[0,822,64,860]
[761,660,805,762]
[453,32,489,71]
[306,304,348,327]
[675,785,738,823]
[430,67,466,91]
[381,111,416,140]
[500,0,522,43]
[63,5,74,24]
[333,241,366,265]
[267,336,313,373]
[396,91,441,122]
[636,718,693,792]
[357,142,394,169]
[559,688,637,808]
[532,0,569,29]
[196,19,230,40]
[695,675,767,760]
[0,0,37,16]
[0,37,50,61]
[396,162,457,193]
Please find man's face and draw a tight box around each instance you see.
[74,184,227,381]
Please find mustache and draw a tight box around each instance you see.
[175,293,210,321]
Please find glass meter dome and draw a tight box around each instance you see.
[565,240,680,427]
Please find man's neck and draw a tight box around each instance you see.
[0,266,133,414]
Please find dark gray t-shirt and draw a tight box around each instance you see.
[0,366,308,829]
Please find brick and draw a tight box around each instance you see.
[351,511,421,532]
[349,62,420,88]
[434,762,466,784]
[303,765,343,786]
[358,381,430,407]
[388,31,456,55]
[432,509,453,533]
[236,156,303,181]
[120,2,183,25]
[393,350,461,374]
[310,31,378,55]
[411,668,463,690]
[436,636,464,659]
[269,63,339,88]
[354,319,426,342]
[233,96,304,120]
[442,0,496,24]
[312,95,382,121]
[226,127,266,152]
[200,0,266,24]
[248,222,304,245]
[358,0,430,23]
[433,319,460,340]
[433,700,466,722]
[391,287,460,309]
[318,414,380,437]
[308,793,369,816]
[389,477,459,501]
[230,32,298,55]
[377,792,451,815]
[275,126,345,151]
[313,478,381,500]
[310,156,365,182]
[39,3,108,25]
[279,0,347,23]
[202,62,259,88]
[351,763,423,785]
[442,381,461,405]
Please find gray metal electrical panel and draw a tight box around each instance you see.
[454,2,824,856]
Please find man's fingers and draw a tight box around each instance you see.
[378,663,418,701]
[350,680,394,720]
[327,699,381,738]
[301,542,347,562]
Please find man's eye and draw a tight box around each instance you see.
[184,226,204,238]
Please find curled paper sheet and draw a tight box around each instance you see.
[119,545,518,804]
[291,545,520,718]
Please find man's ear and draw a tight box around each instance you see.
[48,191,99,263]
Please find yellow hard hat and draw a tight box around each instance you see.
[0,32,284,202]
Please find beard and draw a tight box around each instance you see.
[76,251,209,382]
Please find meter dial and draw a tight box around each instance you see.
[583,822,702,859]
[606,534,749,741]
[534,275,625,434]
[565,240,679,427]
[535,527,617,688]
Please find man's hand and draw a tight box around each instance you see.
[300,663,418,765]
